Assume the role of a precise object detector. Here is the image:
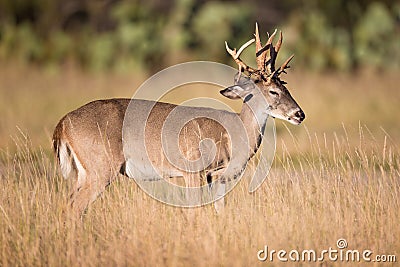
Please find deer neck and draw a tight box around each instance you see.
[239,93,269,158]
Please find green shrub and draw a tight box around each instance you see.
[192,2,252,60]
[355,2,399,69]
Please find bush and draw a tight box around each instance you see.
[281,1,400,71]
[355,2,400,69]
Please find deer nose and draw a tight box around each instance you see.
[295,109,305,121]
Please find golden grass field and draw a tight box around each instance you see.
[0,63,399,266]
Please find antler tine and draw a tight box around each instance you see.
[225,39,257,74]
[261,29,278,74]
[254,22,264,70]
[273,54,294,78]
[266,29,277,46]
[279,54,294,72]
[254,23,262,51]
[275,31,283,53]
[236,38,255,57]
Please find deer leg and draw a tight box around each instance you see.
[206,169,227,213]
[213,180,226,213]
[183,174,202,206]
[68,169,114,217]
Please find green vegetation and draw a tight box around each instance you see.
[0,0,399,72]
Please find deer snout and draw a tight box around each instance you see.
[288,108,305,125]
[295,109,305,121]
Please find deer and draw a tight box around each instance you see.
[52,23,305,216]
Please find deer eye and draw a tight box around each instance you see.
[269,90,279,97]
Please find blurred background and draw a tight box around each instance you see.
[0,0,399,72]
[0,0,399,150]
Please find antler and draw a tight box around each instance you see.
[225,38,257,74]
[254,23,265,70]
[255,23,279,74]
[254,23,292,78]
[226,23,294,80]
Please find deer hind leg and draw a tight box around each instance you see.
[69,171,111,216]
[58,140,90,215]
[59,142,114,217]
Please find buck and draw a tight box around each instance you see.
[53,24,305,216]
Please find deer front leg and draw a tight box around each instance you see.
[183,174,203,206]
[207,163,247,213]
[206,169,227,213]
[213,180,226,213]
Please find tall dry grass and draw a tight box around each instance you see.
[0,64,399,266]
[1,126,398,266]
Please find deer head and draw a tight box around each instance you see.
[223,23,305,125]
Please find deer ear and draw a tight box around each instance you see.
[220,85,247,99]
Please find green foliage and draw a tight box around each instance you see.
[283,11,352,71]
[163,0,194,52]
[44,30,73,68]
[88,33,115,71]
[355,2,400,69]
[192,2,252,60]
[281,1,400,71]
[0,23,43,63]
[0,0,399,72]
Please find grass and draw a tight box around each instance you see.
[0,63,399,266]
